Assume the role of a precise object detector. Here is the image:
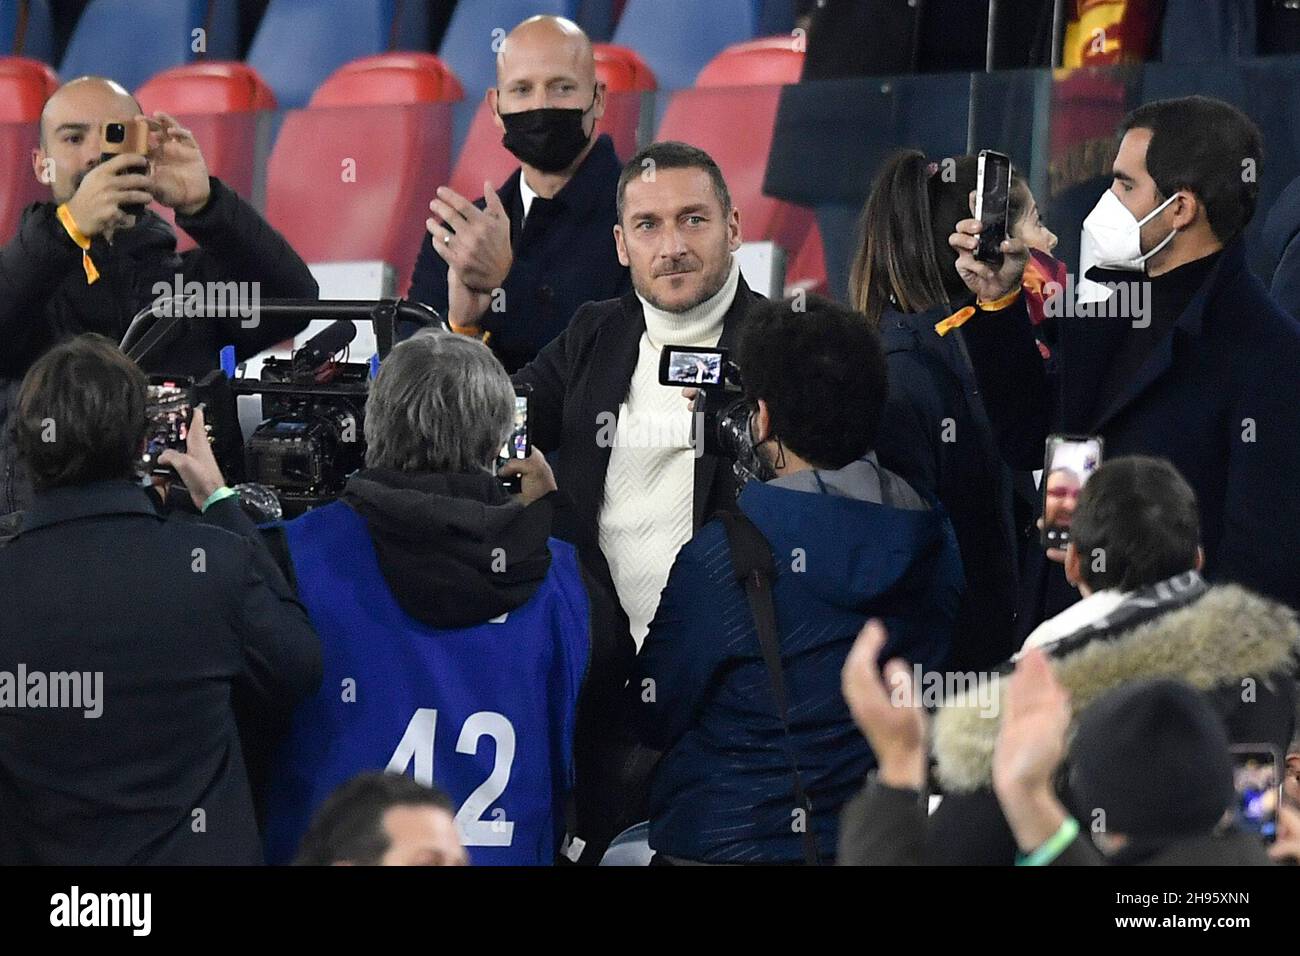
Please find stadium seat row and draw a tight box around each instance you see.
[2,0,801,106]
[0,22,825,295]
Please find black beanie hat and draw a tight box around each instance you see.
[1067,678,1235,842]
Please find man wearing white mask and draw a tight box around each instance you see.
[947,95,1300,634]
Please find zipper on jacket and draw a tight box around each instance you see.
[2,460,14,516]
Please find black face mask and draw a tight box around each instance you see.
[498,95,595,173]
[732,406,778,486]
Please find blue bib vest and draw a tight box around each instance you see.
[261,500,591,865]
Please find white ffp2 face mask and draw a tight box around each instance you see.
[1080,188,1180,273]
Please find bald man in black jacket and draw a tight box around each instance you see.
[0,76,317,515]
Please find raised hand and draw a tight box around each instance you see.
[146,112,211,215]
[426,181,513,293]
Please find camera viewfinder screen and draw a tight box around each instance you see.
[143,383,191,467]
[666,350,723,386]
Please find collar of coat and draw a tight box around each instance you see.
[18,479,160,534]
[932,582,1300,793]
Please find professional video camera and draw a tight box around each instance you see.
[123,298,444,518]
[658,343,764,482]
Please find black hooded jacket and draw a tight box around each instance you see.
[341,469,557,629]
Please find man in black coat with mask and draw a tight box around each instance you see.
[409,14,629,373]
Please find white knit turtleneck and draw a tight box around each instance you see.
[600,258,741,648]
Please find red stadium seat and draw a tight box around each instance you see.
[0,57,59,241]
[655,37,811,264]
[136,62,277,251]
[262,54,463,293]
[786,219,827,297]
[594,43,657,93]
[0,56,57,123]
[694,35,805,88]
[137,61,277,115]
[265,53,458,295]
[308,53,465,108]
[447,42,654,205]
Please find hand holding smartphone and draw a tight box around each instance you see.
[1041,434,1103,551]
[974,149,1012,268]
[100,118,153,218]
[141,376,196,478]
[1232,746,1281,843]
[497,385,531,494]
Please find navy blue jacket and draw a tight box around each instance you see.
[630,471,962,864]
[408,134,630,373]
[962,239,1300,624]
[1263,173,1300,318]
[875,306,1028,668]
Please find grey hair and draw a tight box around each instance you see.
[363,330,514,473]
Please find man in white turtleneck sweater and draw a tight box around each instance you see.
[600,258,741,645]
[514,141,756,648]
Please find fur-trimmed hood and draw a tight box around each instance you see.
[933,584,1300,793]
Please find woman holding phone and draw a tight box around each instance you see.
[847,150,1050,667]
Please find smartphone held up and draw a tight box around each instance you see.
[1041,434,1102,550]
[497,385,531,494]
[974,149,1012,268]
[99,117,152,218]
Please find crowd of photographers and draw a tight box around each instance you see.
[1,14,1299,867]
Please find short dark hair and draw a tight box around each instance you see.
[616,140,732,223]
[737,294,889,470]
[1070,456,1200,592]
[14,333,148,492]
[293,772,454,866]
[1120,95,1263,243]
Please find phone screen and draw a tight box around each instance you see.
[499,393,529,462]
[1231,747,1280,843]
[142,381,192,473]
[975,150,1011,265]
[1041,435,1102,549]
[497,391,529,494]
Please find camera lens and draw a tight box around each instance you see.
[105,123,125,144]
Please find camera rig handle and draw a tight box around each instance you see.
[121,297,445,369]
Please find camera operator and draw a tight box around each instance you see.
[515,141,759,648]
[628,295,962,865]
[0,76,318,516]
[0,334,321,865]
[259,330,634,866]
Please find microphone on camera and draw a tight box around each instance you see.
[292,319,357,379]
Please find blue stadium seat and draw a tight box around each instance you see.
[0,0,53,61]
[576,0,618,42]
[246,0,428,110]
[60,0,237,93]
[438,0,578,97]
[612,0,758,91]
[755,0,798,36]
